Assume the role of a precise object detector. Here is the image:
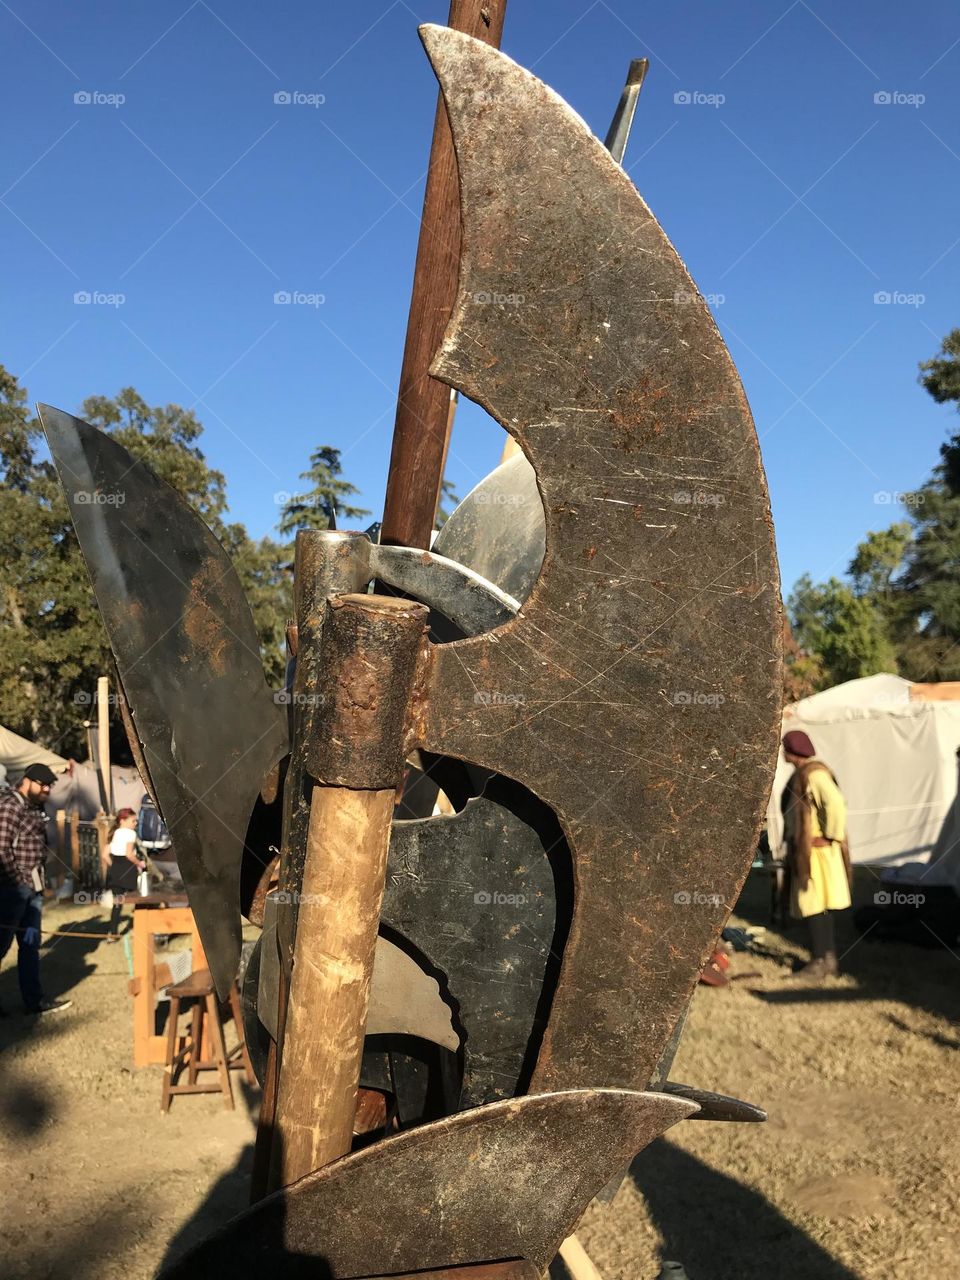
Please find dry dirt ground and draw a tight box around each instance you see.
[1,871,959,1280]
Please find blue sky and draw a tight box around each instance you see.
[2,0,958,596]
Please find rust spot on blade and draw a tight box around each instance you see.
[184,557,230,676]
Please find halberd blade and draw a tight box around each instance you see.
[416,28,782,1091]
[38,405,288,996]
[159,1088,696,1277]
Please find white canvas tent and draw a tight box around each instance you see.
[0,724,68,783]
[0,723,145,818]
[767,674,960,892]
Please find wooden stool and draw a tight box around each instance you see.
[160,968,255,1113]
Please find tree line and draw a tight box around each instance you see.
[785,328,960,700]
[0,366,372,758]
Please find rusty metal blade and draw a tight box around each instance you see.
[416,27,782,1091]
[159,1089,696,1277]
[661,1080,767,1122]
[38,405,288,996]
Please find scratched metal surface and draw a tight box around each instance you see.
[433,452,544,604]
[416,27,782,1093]
[159,1089,696,1278]
[384,786,565,1107]
[39,405,288,997]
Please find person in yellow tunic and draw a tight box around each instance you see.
[781,729,852,979]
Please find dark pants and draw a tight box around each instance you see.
[807,909,837,958]
[0,884,44,1009]
[108,858,138,936]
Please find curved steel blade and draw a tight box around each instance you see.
[416,27,782,1092]
[384,787,562,1107]
[432,451,542,604]
[661,1081,767,1122]
[38,405,288,996]
[159,1088,696,1277]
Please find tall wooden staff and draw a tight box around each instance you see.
[380,0,508,549]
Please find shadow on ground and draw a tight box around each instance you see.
[631,1139,860,1280]
[0,909,108,1027]
[735,867,960,1028]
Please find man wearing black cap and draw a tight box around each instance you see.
[782,730,852,980]
[0,764,72,1015]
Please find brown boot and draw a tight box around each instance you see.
[792,953,838,982]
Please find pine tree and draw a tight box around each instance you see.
[278,446,370,536]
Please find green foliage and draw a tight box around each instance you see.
[787,327,960,690]
[895,480,960,680]
[435,477,459,528]
[0,369,294,756]
[788,574,899,689]
[781,617,823,703]
[278,446,369,536]
[848,523,912,599]
[919,328,960,414]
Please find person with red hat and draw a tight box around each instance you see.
[781,730,852,980]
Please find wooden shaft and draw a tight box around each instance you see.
[69,810,80,877]
[97,675,112,812]
[267,592,429,1190]
[558,1236,604,1280]
[269,784,395,1185]
[380,0,507,549]
[254,534,383,1196]
[55,810,66,873]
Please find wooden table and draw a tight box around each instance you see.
[128,896,207,1068]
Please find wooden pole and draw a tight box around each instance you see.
[69,810,80,880]
[55,809,66,881]
[267,592,429,1190]
[380,0,507,550]
[270,784,396,1182]
[97,675,112,813]
[557,1236,605,1280]
[252,533,375,1201]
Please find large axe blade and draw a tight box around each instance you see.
[38,405,288,997]
[414,25,782,1091]
[159,1088,697,1278]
